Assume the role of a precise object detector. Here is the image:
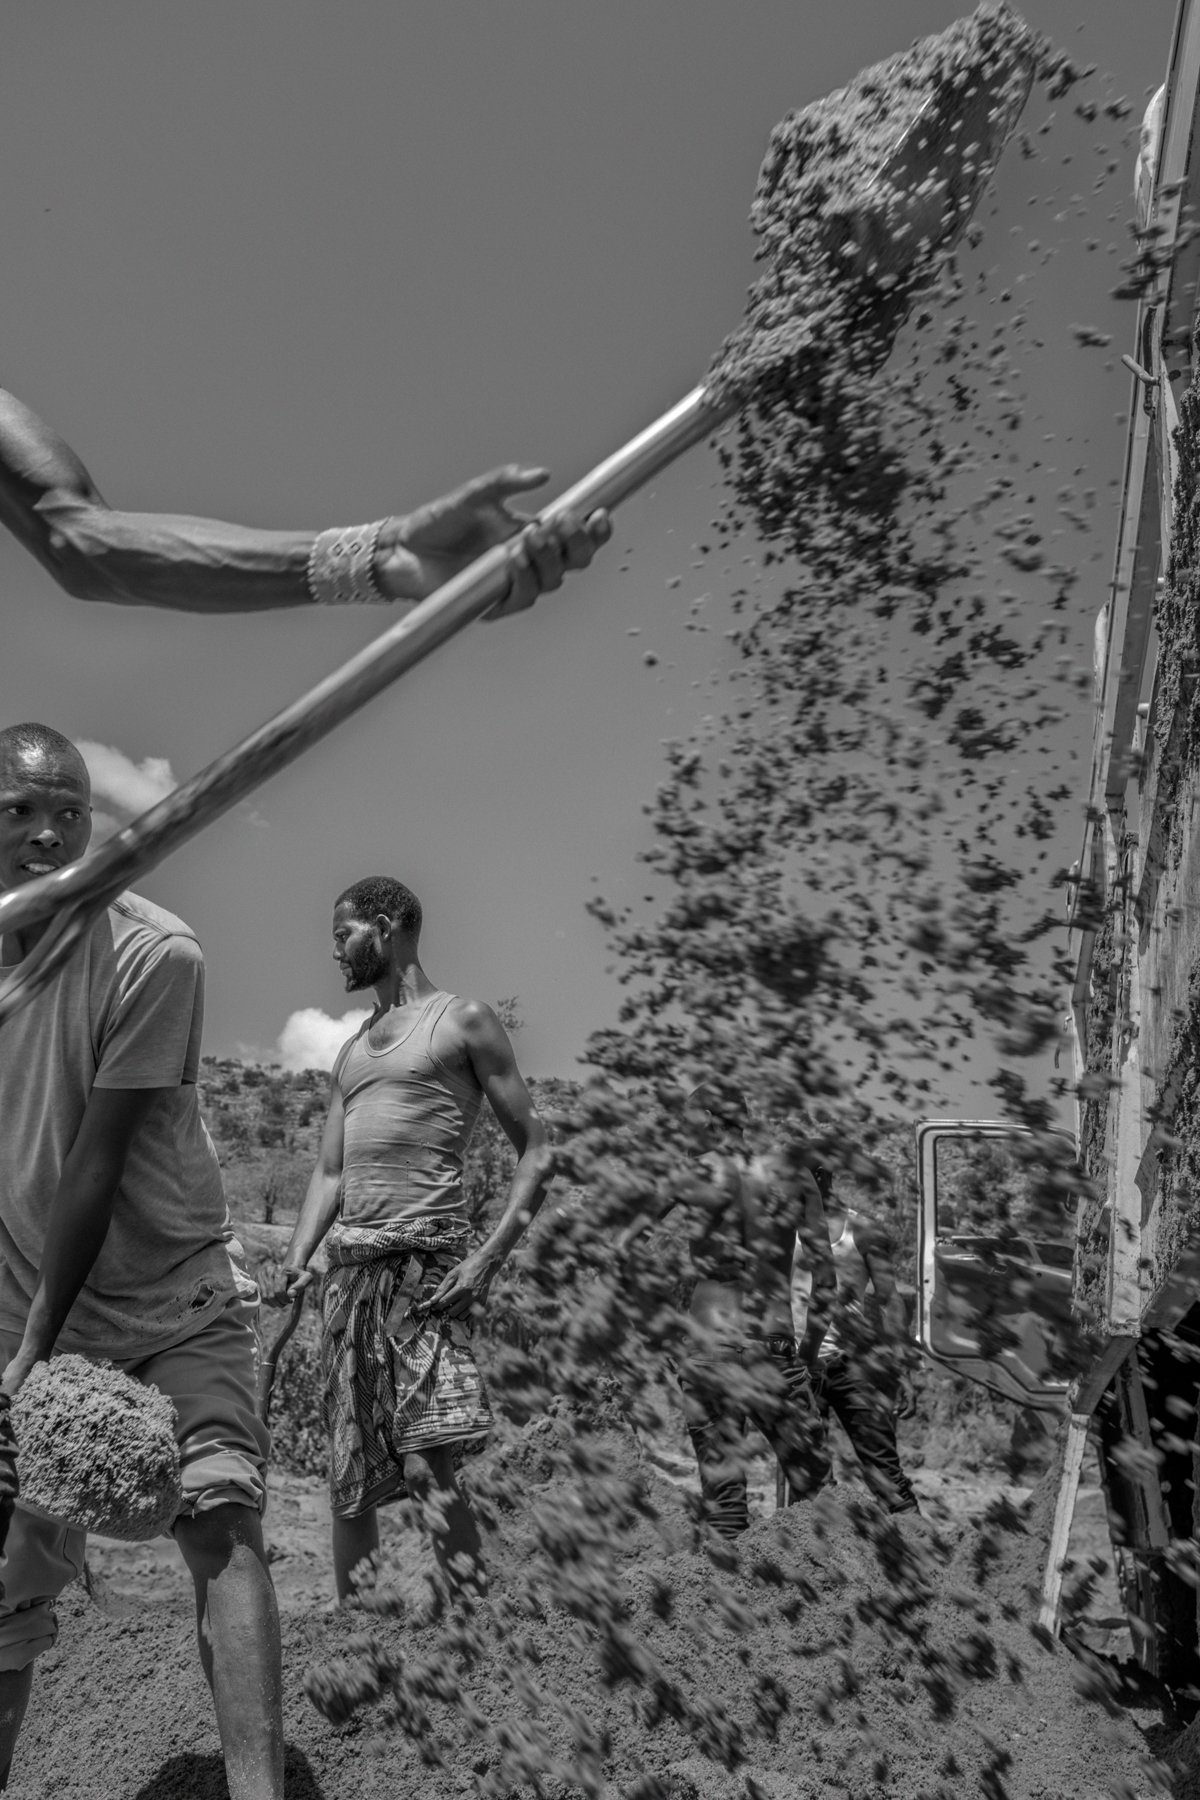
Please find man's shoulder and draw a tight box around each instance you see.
[95,891,204,988]
[435,993,497,1044]
[438,992,481,1021]
[107,891,202,957]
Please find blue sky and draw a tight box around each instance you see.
[0,1,1170,1090]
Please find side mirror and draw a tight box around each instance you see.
[916,1120,1078,1411]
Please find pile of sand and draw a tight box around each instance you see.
[300,1417,1158,1800]
[6,1412,1167,1798]
[13,1356,181,1541]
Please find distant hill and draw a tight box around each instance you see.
[197,1057,328,1224]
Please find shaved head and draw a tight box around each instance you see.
[0,722,92,895]
[0,722,89,791]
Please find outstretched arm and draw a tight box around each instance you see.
[426,1002,553,1320]
[1,1086,164,1395]
[0,385,609,614]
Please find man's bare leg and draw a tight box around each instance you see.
[0,1666,32,1790]
[331,1506,379,1603]
[404,1445,486,1605]
[175,1502,283,1800]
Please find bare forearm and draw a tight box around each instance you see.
[39,503,446,612]
[0,388,428,612]
[475,1148,554,1270]
[16,1165,120,1364]
[284,1170,342,1270]
[38,499,321,611]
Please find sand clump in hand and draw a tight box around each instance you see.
[13,1355,181,1540]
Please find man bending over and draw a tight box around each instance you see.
[0,722,282,1798]
[282,877,551,1606]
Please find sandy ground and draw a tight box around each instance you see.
[79,1453,1053,1616]
[6,1410,1162,1800]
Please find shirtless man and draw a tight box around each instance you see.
[810,1167,920,1516]
[281,877,552,1605]
[623,1085,834,1539]
[0,383,609,615]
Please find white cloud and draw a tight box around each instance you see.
[76,740,177,818]
[275,1007,370,1073]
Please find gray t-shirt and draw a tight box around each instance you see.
[0,891,241,1358]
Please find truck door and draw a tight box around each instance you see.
[916,1120,1078,1410]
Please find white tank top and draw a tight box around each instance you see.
[332,991,482,1231]
[818,1209,879,1360]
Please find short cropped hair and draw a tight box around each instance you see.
[337,876,422,937]
[0,721,86,775]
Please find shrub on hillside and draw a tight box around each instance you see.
[254,1257,327,1478]
[267,1323,326,1478]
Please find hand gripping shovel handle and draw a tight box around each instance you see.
[257,1288,306,1426]
[0,387,719,1026]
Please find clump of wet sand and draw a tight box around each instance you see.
[13,1355,181,1541]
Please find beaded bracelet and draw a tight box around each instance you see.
[306,520,389,605]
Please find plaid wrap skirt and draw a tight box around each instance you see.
[320,1217,493,1519]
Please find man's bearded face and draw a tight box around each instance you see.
[332,902,389,993]
[341,933,388,992]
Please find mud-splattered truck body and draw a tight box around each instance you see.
[1052,0,1200,1691]
[918,0,1200,1691]
[952,0,1200,1690]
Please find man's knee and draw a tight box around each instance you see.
[175,1500,266,1577]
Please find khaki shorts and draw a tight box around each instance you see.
[0,1292,269,1671]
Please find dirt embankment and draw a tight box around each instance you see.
[8,1410,1176,1800]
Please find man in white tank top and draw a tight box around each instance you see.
[809,1167,920,1516]
[282,876,553,1607]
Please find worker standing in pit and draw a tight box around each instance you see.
[621,1085,833,1538]
[807,1166,921,1516]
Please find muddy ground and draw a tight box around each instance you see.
[6,1399,1188,1800]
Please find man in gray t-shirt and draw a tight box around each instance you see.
[0,722,282,1798]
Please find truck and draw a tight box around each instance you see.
[918,0,1200,1694]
